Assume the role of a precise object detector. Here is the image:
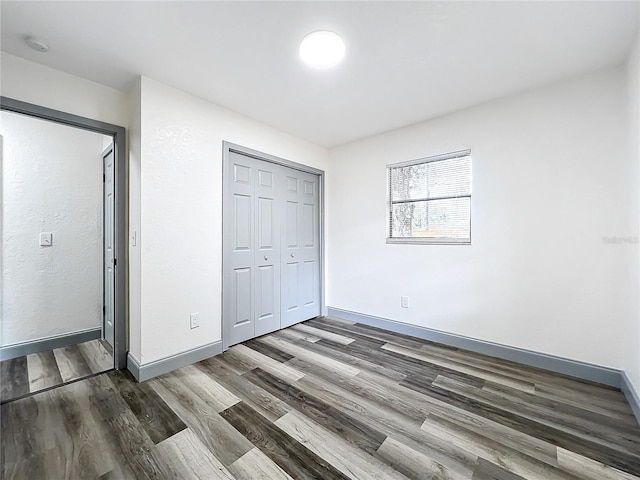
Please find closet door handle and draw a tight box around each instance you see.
[291,253,295,258]
[264,256,268,261]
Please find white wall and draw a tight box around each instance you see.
[128,78,142,361]
[3,50,637,385]
[627,33,640,395]
[327,66,633,371]
[1,111,107,345]
[1,53,129,128]
[134,77,329,364]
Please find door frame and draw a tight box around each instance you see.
[221,141,326,350]
[1,97,128,369]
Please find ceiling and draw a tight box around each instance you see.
[1,1,638,148]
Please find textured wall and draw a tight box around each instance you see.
[327,66,632,371]
[627,32,640,396]
[1,111,108,345]
[135,77,329,364]
[1,52,129,128]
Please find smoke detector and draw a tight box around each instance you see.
[25,36,49,53]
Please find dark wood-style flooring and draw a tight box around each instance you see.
[0,339,114,404]
[1,317,639,479]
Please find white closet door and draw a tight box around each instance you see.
[254,161,282,337]
[226,152,256,347]
[224,149,320,348]
[281,169,320,327]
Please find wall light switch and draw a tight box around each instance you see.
[401,296,409,308]
[131,230,137,247]
[39,232,53,246]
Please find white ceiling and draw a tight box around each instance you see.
[2,1,638,147]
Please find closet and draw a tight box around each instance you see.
[223,147,321,348]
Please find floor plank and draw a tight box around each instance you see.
[243,339,295,363]
[259,335,360,377]
[228,447,294,480]
[77,339,114,374]
[196,359,291,422]
[244,367,387,454]
[224,344,305,382]
[26,351,63,393]
[376,436,470,480]
[108,370,186,444]
[291,323,355,345]
[275,409,409,480]
[154,428,235,479]
[52,344,93,383]
[220,401,351,480]
[148,373,255,467]
[171,364,240,413]
[0,356,29,402]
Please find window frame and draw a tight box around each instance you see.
[386,149,472,245]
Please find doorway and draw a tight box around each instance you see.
[0,97,126,402]
[222,142,325,349]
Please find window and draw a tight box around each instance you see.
[388,149,471,244]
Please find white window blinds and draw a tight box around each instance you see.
[388,150,471,244]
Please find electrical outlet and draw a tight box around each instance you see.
[190,312,200,329]
[401,296,409,308]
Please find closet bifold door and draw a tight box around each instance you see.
[226,152,283,347]
[253,161,281,337]
[281,168,321,328]
[224,148,320,348]
[226,152,256,347]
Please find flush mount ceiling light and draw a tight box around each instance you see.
[299,31,345,69]
[25,36,49,53]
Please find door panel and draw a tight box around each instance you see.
[286,176,298,193]
[303,180,314,196]
[234,194,252,250]
[302,261,315,306]
[258,169,273,188]
[103,146,115,349]
[285,262,299,312]
[257,265,275,320]
[234,267,252,327]
[285,201,298,247]
[302,203,315,247]
[234,163,251,183]
[258,197,273,249]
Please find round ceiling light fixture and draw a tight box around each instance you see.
[25,36,49,53]
[299,31,345,69]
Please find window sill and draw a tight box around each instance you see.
[386,237,471,245]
